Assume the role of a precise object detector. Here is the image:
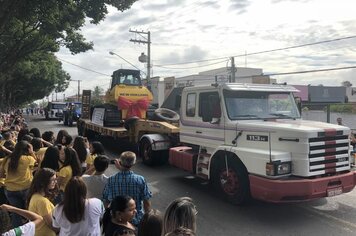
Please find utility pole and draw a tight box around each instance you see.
[129,30,151,80]
[71,80,82,102]
[231,57,236,82]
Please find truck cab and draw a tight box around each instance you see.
[167,83,355,204]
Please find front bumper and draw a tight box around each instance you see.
[249,171,356,202]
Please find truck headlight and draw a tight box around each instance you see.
[266,161,292,176]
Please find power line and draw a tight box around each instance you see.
[265,65,356,77]
[58,58,111,77]
[155,35,356,67]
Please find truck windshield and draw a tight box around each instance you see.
[223,90,301,120]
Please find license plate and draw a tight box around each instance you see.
[327,187,343,197]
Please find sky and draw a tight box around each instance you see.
[56,0,356,99]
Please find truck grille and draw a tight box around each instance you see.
[308,130,350,174]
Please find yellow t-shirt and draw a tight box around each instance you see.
[58,165,72,191]
[35,147,48,165]
[2,155,36,191]
[85,154,97,166]
[0,159,5,186]
[28,193,56,236]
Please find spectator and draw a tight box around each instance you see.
[72,136,89,174]
[103,151,152,227]
[165,227,196,236]
[29,128,41,138]
[85,141,105,174]
[0,141,36,227]
[57,147,81,195]
[52,177,104,236]
[102,195,137,236]
[31,137,47,165]
[21,134,33,143]
[162,197,197,236]
[0,204,43,236]
[41,131,55,147]
[61,133,73,147]
[54,130,69,145]
[17,128,30,142]
[138,209,162,236]
[82,155,109,199]
[40,146,60,171]
[337,117,343,126]
[27,168,58,236]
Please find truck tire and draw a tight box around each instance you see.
[212,156,250,205]
[139,138,168,166]
[154,108,180,122]
[139,138,155,165]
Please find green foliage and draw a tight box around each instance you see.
[91,86,105,106]
[0,52,70,107]
[329,104,356,113]
[0,0,137,109]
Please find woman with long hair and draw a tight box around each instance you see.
[162,197,197,236]
[0,140,36,227]
[72,136,89,174]
[103,195,137,236]
[40,146,60,171]
[27,168,59,236]
[52,177,104,235]
[54,129,69,145]
[57,147,81,194]
[85,141,105,174]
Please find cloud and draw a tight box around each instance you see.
[157,45,208,65]
[272,0,312,3]
[228,0,251,14]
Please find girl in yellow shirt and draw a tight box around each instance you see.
[57,147,81,194]
[27,168,59,236]
[85,141,105,175]
[0,140,36,227]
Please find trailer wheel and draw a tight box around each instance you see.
[139,138,155,165]
[139,138,168,166]
[212,157,250,205]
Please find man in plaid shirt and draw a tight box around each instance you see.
[102,151,152,226]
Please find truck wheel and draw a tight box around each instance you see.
[212,157,250,205]
[139,138,155,165]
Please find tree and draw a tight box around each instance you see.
[91,86,104,106]
[0,52,70,108]
[0,0,137,109]
[342,81,352,87]
[0,0,137,73]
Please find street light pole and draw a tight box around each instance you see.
[109,51,143,72]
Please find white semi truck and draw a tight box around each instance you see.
[80,82,356,204]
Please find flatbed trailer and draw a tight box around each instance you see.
[78,118,179,143]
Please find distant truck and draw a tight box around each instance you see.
[78,76,356,204]
[44,102,66,120]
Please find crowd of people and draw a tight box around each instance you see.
[0,111,198,236]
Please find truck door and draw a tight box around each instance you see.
[180,91,225,149]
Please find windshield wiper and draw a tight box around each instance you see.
[268,113,294,119]
[232,114,259,118]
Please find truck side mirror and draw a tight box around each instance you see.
[202,100,213,122]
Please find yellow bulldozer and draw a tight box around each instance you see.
[93,69,153,127]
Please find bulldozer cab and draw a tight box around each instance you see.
[111,69,142,88]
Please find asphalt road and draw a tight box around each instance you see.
[27,114,356,236]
